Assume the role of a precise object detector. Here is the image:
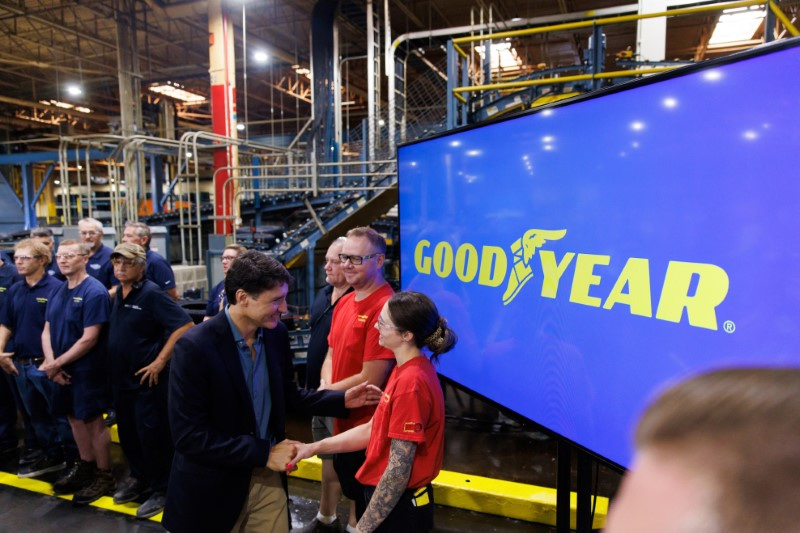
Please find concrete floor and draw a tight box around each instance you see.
[0,381,621,531]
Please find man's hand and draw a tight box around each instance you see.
[38,358,62,380]
[135,359,166,387]
[52,371,71,386]
[267,439,300,472]
[0,353,18,376]
[344,381,382,409]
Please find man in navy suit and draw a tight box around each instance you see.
[163,251,380,533]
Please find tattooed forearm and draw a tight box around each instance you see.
[357,439,417,533]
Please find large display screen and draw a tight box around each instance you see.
[398,38,800,469]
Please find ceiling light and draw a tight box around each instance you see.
[708,6,765,46]
[474,42,522,73]
[149,81,206,103]
[254,50,268,63]
[237,123,245,131]
[66,84,83,96]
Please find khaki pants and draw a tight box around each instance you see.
[231,468,288,533]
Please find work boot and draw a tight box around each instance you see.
[73,469,115,506]
[53,460,96,495]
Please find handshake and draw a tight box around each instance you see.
[267,380,382,472]
[266,439,317,473]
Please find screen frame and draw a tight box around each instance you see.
[397,36,800,472]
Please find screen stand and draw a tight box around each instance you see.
[556,442,597,532]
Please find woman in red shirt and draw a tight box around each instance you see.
[290,291,457,532]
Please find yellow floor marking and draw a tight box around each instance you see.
[0,470,162,522]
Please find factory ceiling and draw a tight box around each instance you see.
[0,0,797,143]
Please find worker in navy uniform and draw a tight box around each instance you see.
[78,217,115,289]
[118,221,179,301]
[303,237,352,533]
[0,252,23,457]
[162,251,381,533]
[204,243,246,320]
[108,243,193,520]
[30,227,65,282]
[0,239,76,478]
[40,239,113,505]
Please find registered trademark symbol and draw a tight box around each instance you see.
[723,320,736,333]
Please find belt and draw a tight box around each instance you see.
[13,355,44,365]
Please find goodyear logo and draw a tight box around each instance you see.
[36,297,48,304]
[356,314,369,324]
[413,229,730,331]
[72,297,83,303]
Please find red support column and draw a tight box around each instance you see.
[208,0,238,234]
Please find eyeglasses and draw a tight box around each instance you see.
[221,255,238,262]
[55,253,86,260]
[14,255,37,262]
[338,253,381,265]
[376,315,400,331]
[111,258,137,267]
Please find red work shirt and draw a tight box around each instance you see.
[356,356,445,489]
[328,282,395,433]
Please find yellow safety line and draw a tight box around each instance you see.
[1,453,607,527]
[289,456,608,528]
[0,470,162,522]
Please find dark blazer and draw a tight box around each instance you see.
[162,311,347,533]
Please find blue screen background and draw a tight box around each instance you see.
[398,41,800,468]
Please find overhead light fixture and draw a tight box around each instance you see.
[708,6,765,47]
[254,50,268,63]
[66,84,83,97]
[149,81,206,103]
[237,123,245,131]
[38,99,93,113]
[292,65,311,79]
[474,42,522,73]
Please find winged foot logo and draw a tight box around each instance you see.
[413,229,730,331]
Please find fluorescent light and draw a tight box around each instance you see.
[474,42,522,72]
[149,81,206,103]
[709,7,765,46]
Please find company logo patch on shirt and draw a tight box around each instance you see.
[382,392,391,404]
[0,287,6,293]
[36,297,48,303]
[356,314,369,323]
[89,264,100,270]
[403,422,423,433]
[72,297,83,303]
[124,304,143,311]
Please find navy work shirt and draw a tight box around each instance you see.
[145,249,176,292]
[0,273,62,357]
[204,279,227,318]
[46,276,110,373]
[0,259,22,352]
[224,307,272,442]
[108,278,191,390]
[86,245,114,289]
[0,259,21,310]
[305,285,352,389]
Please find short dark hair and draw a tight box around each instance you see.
[30,227,54,238]
[387,291,457,362]
[225,250,293,304]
